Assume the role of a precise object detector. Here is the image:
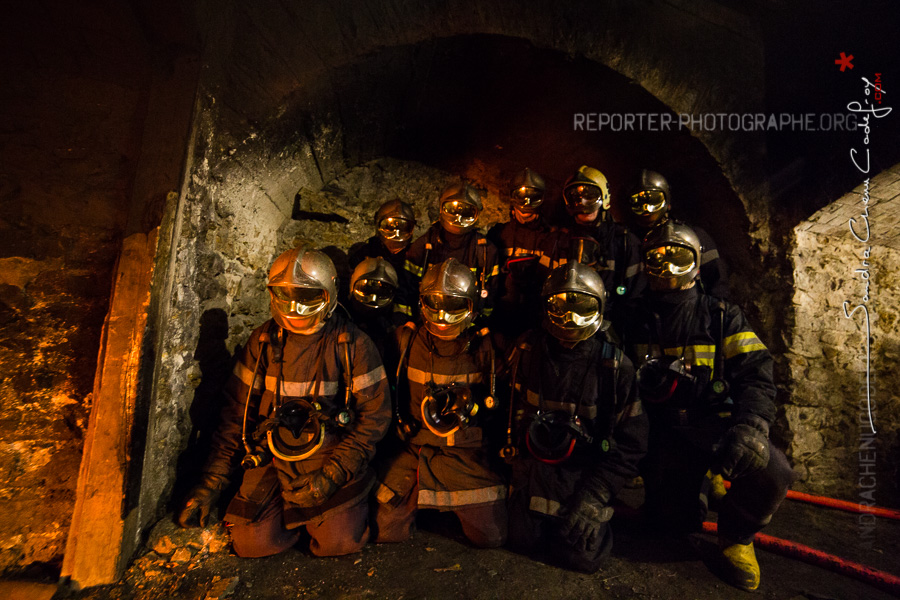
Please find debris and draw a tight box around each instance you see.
[153,536,176,555]
[367,567,377,577]
[203,576,240,600]
[170,547,193,563]
[425,547,436,552]
[434,564,461,573]
[354,558,362,565]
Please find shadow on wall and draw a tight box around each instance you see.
[171,308,236,510]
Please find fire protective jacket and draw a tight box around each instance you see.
[621,286,776,427]
[559,219,645,309]
[376,324,506,511]
[348,235,408,275]
[204,314,391,527]
[398,224,500,320]
[507,330,648,511]
[487,216,565,333]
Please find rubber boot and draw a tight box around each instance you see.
[719,538,760,591]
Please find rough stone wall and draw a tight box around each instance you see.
[785,165,900,502]
[0,3,152,573]
[144,90,504,512]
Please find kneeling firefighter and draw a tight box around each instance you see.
[177,245,391,558]
[372,257,508,548]
[503,261,647,573]
[620,222,794,591]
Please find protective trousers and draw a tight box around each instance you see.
[642,425,793,543]
[373,444,508,548]
[507,456,612,573]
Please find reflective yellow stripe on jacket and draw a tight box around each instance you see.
[723,331,767,358]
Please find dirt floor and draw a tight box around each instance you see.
[7,488,898,600]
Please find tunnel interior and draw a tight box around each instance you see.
[4,0,900,586]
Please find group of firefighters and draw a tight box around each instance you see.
[177,166,794,592]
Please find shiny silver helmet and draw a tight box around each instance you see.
[419,257,478,339]
[438,182,482,235]
[628,169,671,229]
[508,167,546,214]
[349,256,399,310]
[563,165,611,217]
[374,199,416,254]
[541,261,608,343]
[642,221,702,291]
[268,245,338,334]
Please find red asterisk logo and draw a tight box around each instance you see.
[835,52,854,72]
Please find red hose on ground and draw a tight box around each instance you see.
[719,480,900,521]
[701,521,900,595]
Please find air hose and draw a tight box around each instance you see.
[720,480,900,521]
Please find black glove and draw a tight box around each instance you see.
[177,473,229,528]
[283,460,349,507]
[712,417,770,480]
[559,487,613,553]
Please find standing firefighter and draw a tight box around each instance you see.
[373,258,507,548]
[487,167,565,344]
[558,165,645,321]
[621,222,793,591]
[177,246,391,557]
[504,261,647,572]
[398,182,500,322]
[625,169,729,299]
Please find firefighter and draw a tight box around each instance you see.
[349,198,417,274]
[620,222,793,591]
[397,182,500,322]
[346,256,407,367]
[177,246,391,558]
[487,168,566,345]
[503,261,647,573]
[373,258,507,548]
[625,169,729,299]
[557,165,644,328]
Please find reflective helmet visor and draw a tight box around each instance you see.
[352,278,395,308]
[546,292,601,328]
[440,200,479,227]
[563,184,603,209]
[421,293,472,325]
[269,286,328,316]
[629,189,667,216]
[510,186,544,209]
[644,245,697,278]
[377,217,415,241]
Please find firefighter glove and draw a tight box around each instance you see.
[176,473,229,528]
[559,487,613,553]
[712,420,770,480]
[284,459,349,507]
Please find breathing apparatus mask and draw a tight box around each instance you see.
[525,410,594,465]
[636,355,697,404]
[420,382,479,437]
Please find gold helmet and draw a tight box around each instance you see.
[419,257,478,339]
[268,246,338,334]
[438,182,482,235]
[541,261,608,343]
[642,221,702,291]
